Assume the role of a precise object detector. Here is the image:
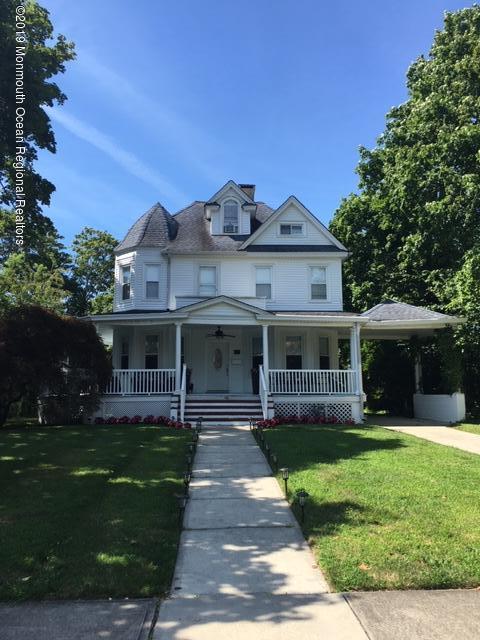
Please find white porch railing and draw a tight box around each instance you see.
[105,369,176,395]
[259,364,269,419]
[269,369,356,395]
[179,363,187,422]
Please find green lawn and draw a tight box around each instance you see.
[455,422,480,435]
[0,424,190,600]
[264,424,480,592]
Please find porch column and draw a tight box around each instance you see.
[355,323,364,397]
[175,322,182,390]
[349,326,358,392]
[262,324,270,391]
[414,353,422,393]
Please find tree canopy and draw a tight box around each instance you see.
[0,0,75,266]
[330,6,480,414]
[0,305,111,425]
[67,227,118,316]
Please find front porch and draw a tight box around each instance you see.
[93,297,365,422]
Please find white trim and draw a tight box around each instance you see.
[239,195,348,251]
[254,264,273,300]
[277,221,306,238]
[198,264,219,297]
[309,264,328,302]
[206,180,255,205]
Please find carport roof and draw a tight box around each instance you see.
[361,300,456,322]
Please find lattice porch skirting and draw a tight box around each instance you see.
[93,395,172,420]
[273,395,363,423]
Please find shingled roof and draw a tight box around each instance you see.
[167,201,274,253]
[116,203,178,252]
[362,300,454,322]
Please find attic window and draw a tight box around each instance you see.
[223,200,239,233]
[280,223,304,236]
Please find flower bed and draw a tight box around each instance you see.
[256,415,355,428]
[94,415,192,429]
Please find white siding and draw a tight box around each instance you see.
[249,204,334,246]
[114,249,169,312]
[170,256,343,311]
[114,250,136,312]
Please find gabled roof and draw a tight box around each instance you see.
[116,203,178,252]
[361,300,457,322]
[206,180,256,204]
[176,295,273,317]
[166,201,274,253]
[239,195,348,252]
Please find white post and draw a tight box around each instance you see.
[414,353,422,393]
[175,322,182,390]
[355,323,364,397]
[349,326,358,391]
[262,324,270,392]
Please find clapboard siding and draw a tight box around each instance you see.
[169,256,343,311]
[249,204,334,246]
[114,249,168,311]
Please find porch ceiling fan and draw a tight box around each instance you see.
[206,325,236,339]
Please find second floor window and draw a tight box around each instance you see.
[310,266,327,300]
[255,267,272,299]
[145,264,160,299]
[199,266,217,296]
[223,200,239,233]
[121,265,131,300]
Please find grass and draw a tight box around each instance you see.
[455,422,480,435]
[0,424,190,600]
[264,423,480,592]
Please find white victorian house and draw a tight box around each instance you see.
[89,181,464,425]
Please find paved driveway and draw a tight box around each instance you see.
[369,416,480,455]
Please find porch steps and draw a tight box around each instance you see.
[184,395,264,426]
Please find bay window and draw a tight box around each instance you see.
[145,264,160,299]
[121,265,131,300]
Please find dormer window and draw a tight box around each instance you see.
[223,200,239,234]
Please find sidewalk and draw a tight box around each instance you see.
[154,425,368,640]
[370,416,480,455]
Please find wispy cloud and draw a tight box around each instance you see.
[75,51,226,184]
[46,107,189,206]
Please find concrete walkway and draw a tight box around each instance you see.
[154,425,368,639]
[370,416,480,455]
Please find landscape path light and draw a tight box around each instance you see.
[271,453,278,472]
[196,418,203,432]
[186,453,193,472]
[175,493,188,524]
[280,467,289,496]
[183,471,191,496]
[296,489,309,524]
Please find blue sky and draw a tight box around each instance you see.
[39,0,472,247]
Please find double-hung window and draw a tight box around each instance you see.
[120,339,129,369]
[310,266,327,300]
[319,337,330,369]
[121,265,131,300]
[199,266,217,296]
[285,336,302,369]
[255,266,272,299]
[145,335,159,369]
[145,264,160,299]
[223,200,239,233]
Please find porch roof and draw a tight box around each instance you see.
[360,300,463,339]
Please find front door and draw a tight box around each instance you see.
[206,341,230,392]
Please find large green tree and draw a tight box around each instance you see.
[330,6,480,414]
[0,0,74,269]
[67,227,118,316]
